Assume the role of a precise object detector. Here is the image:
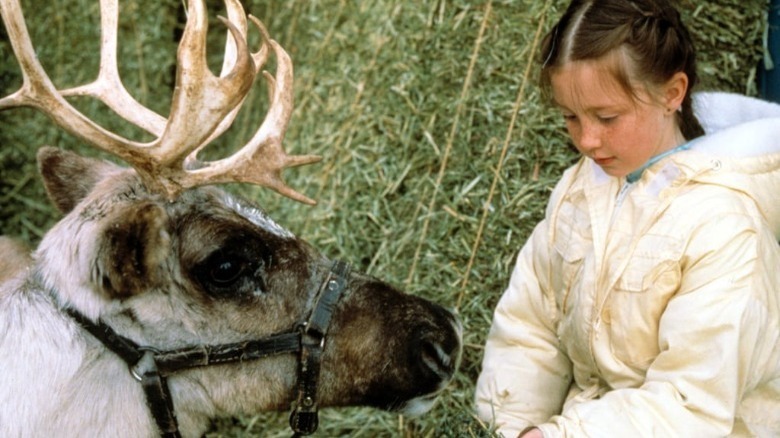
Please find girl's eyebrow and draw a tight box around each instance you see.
[552,98,572,111]
[554,99,622,114]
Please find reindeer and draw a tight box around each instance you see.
[0,0,462,436]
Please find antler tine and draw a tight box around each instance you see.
[176,29,322,205]
[249,17,275,108]
[210,8,272,135]
[60,0,167,136]
[186,0,270,166]
[0,0,155,165]
[154,0,256,168]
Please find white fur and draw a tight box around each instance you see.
[690,117,780,158]
[35,209,114,320]
[0,283,160,437]
[693,91,780,135]
[223,193,294,238]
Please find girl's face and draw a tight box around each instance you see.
[550,57,687,178]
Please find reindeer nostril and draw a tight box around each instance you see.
[417,337,455,381]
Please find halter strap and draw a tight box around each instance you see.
[290,260,351,435]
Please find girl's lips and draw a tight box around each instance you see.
[594,157,615,166]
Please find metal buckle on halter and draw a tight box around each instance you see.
[289,329,322,436]
[131,348,160,381]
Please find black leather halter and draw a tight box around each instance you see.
[65,260,351,437]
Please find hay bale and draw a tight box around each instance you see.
[680,0,768,94]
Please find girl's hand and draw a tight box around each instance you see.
[519,427,543,438]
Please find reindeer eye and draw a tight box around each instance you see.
[210,258,245,285]
[193,243,267,298]
[197,251,251,290]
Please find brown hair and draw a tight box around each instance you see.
[539,0,704,140]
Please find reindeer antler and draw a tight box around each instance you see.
[0,0,321,204]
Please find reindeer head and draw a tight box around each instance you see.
[0,0,462,436]
[31,146,461,435]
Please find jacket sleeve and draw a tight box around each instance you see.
[535,210,780,437]
[475,219,573,437]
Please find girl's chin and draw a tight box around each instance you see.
[590,157,634,179]
[593,158,622,173]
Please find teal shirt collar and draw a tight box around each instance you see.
[625,140,694,183]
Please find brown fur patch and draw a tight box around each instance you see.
[96,203,171,298]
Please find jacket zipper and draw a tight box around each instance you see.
[595,179,633,343]
[609,180,633,227]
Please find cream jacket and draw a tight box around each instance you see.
[475,93,780,437]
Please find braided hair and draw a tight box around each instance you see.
[539,0,704,140]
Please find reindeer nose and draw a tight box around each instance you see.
[418,336,457,381]
[412,313,462,383]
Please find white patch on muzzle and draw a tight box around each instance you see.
[399,393,439,417]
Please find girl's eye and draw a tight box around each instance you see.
[597,115,617,124]
[562,114,577,122]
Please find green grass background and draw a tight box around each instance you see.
[0,0,771,436]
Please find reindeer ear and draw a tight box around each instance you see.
[37,147,118,214]
[96,203,171,299]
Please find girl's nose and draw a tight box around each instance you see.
[576,121,601,153]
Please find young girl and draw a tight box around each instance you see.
[475,0,780,437]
